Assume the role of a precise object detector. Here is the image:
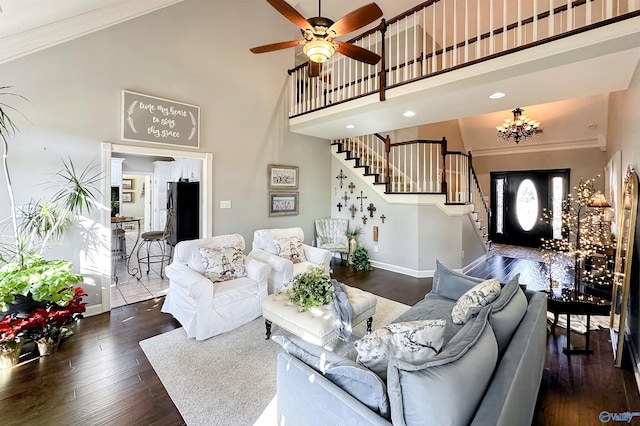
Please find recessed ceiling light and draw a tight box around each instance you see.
[403,111,416,117]
[346,124,355,129]
[489,92,506,99]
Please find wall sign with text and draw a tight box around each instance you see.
[121,90,200,148]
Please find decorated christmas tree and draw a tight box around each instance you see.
[540,176,614,295]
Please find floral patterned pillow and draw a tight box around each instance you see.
[354,320,446,378]
[200,246,246,282]
[273,237,307,264]
[451,278,501,325]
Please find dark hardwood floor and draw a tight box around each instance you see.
[1,252,639,425]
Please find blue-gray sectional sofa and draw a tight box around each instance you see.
[274,262,548,426]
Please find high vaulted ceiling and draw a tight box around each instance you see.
[1,0,639,154]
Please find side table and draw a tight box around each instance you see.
[547,290,611,355]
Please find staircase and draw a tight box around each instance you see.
[332,134,492,251]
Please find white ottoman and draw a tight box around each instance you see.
[262,285,377,346]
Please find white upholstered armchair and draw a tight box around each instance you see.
[162,234,270,340]
[248,227,332,294]
[314,218,349,263]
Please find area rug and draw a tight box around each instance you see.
[139,295,409,426]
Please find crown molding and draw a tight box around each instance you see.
[0,0,184,64]
[471,136,606,157]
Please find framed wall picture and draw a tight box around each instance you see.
[269,192,298,216]
[122,192,135,203]
[268,165,299,190]
[122,178,134,190]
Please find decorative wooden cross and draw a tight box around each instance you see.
[357,191,368,212]
[362,215,368,225]
[341,192,350,205]
[336,202,343,212]
[349,204,358,219]
[336,169,347,189]
[367,203,376,218]
[348,182,356,194]
[380,214,386,223]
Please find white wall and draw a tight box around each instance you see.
[0,0,331,309]
[120,174,145,218]
[331,156,474,275]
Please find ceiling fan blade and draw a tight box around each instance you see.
[250,39,305,54]
[266,0,312,31]
[329,3,383,36]
[335,41,381,65]
[308,61,322,77]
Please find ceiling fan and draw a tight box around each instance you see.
[250,0,383,77]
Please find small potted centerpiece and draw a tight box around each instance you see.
[284,266,334,312]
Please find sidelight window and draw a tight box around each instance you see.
[496,178,504,234]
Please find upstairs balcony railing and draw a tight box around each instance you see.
[289,0,640,117]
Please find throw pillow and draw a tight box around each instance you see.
[432,260,485,301]
[489,274,528,357]
[272,335,391,419]
[386,306,498,426]
[199,246,247,282]
[354,320,446,378]
[451,278,501,325]
[273,237,307,264]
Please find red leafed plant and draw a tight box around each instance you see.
[0,314,31,350]
[25,286,87,342]
[0,286,87,348]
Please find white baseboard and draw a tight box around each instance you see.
[84,303,104,318]
[370,260,434,278]
[463,254,488,273]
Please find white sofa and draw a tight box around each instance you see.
[248,227,332,294]
[161,234,270,340]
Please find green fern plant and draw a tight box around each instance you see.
[351,246,373,271]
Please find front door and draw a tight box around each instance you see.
[490,169,569,248]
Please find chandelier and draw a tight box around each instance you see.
[496,108,541,144]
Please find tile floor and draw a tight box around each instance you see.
[111,229,171,308]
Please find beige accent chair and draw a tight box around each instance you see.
[248,227,332,294]
[314,218,349,264]
[162,234,270,340]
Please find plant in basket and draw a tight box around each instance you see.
[0,313,32,368]
[22,287,87,356]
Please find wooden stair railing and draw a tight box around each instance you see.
[334,135,491,250]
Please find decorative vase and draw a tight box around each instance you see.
[0,342,24,369]
[36,337,60,356]
[348,237,358,264]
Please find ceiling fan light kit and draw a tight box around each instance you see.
[496,107,541,144]
[303,40,335,63]
[251,0,383,76]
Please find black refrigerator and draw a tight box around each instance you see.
[167,181,200,246]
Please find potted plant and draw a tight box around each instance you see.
[283,266,334,312]
[351,246,373,271]
[0,87,96,360]
[0,314,31,368]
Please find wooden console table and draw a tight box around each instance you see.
[547,290,611,355]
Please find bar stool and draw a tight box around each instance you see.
[135,211,173,279]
